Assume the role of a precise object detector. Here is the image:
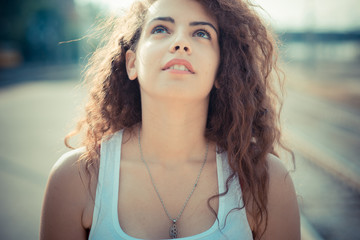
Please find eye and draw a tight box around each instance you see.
[194,29,211,40]
[151,25,169,34]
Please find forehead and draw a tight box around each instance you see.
[146,0,217,27]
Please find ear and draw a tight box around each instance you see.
[125,50,138,80]
[214,79,220,89]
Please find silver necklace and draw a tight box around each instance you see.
[138,127,209,239]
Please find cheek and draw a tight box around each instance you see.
[206,50,220,78]
[137,42,153,66]
[136,41,164,76]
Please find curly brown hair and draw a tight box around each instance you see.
[65,0,292,238]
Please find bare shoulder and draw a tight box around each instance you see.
[48,148,88,195]
[40,148,92,240]
[262,153,300,239]
[50,148,86,181]
[266,153,293,187]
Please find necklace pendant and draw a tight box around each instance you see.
[169,221,178,239]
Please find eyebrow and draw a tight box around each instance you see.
[149,16,219,36]
[151,17,175,24]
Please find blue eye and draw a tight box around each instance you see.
[194,30,211,39]
[151,25,169,34]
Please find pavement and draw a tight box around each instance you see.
[282,63,360,240]
[0,65,84,239]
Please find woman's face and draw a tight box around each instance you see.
[126,0,220,102]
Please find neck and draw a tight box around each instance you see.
[139,96,209,166]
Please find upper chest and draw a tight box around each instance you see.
[84,132,254,239]
[117,148,219,239]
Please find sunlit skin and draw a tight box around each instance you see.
[125,0,220,167]
[126,0,220,102]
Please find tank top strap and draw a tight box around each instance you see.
[90,130,123,234]
[217,150,251,237]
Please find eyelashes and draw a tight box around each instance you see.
[151,25,169,34]
[193,29,211,40]
[151,25,212,40]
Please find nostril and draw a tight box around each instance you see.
[173,45,189,52]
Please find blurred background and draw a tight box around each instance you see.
[0,0,359,239]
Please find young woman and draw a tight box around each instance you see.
[40,0,300,239]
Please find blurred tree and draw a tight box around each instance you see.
[0,0,99,64]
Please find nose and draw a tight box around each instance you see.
[169,32,192,54]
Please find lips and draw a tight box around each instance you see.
[162,59,195,74]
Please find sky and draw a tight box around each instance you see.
[75,0,360,32]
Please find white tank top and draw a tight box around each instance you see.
[89,130,253,240]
